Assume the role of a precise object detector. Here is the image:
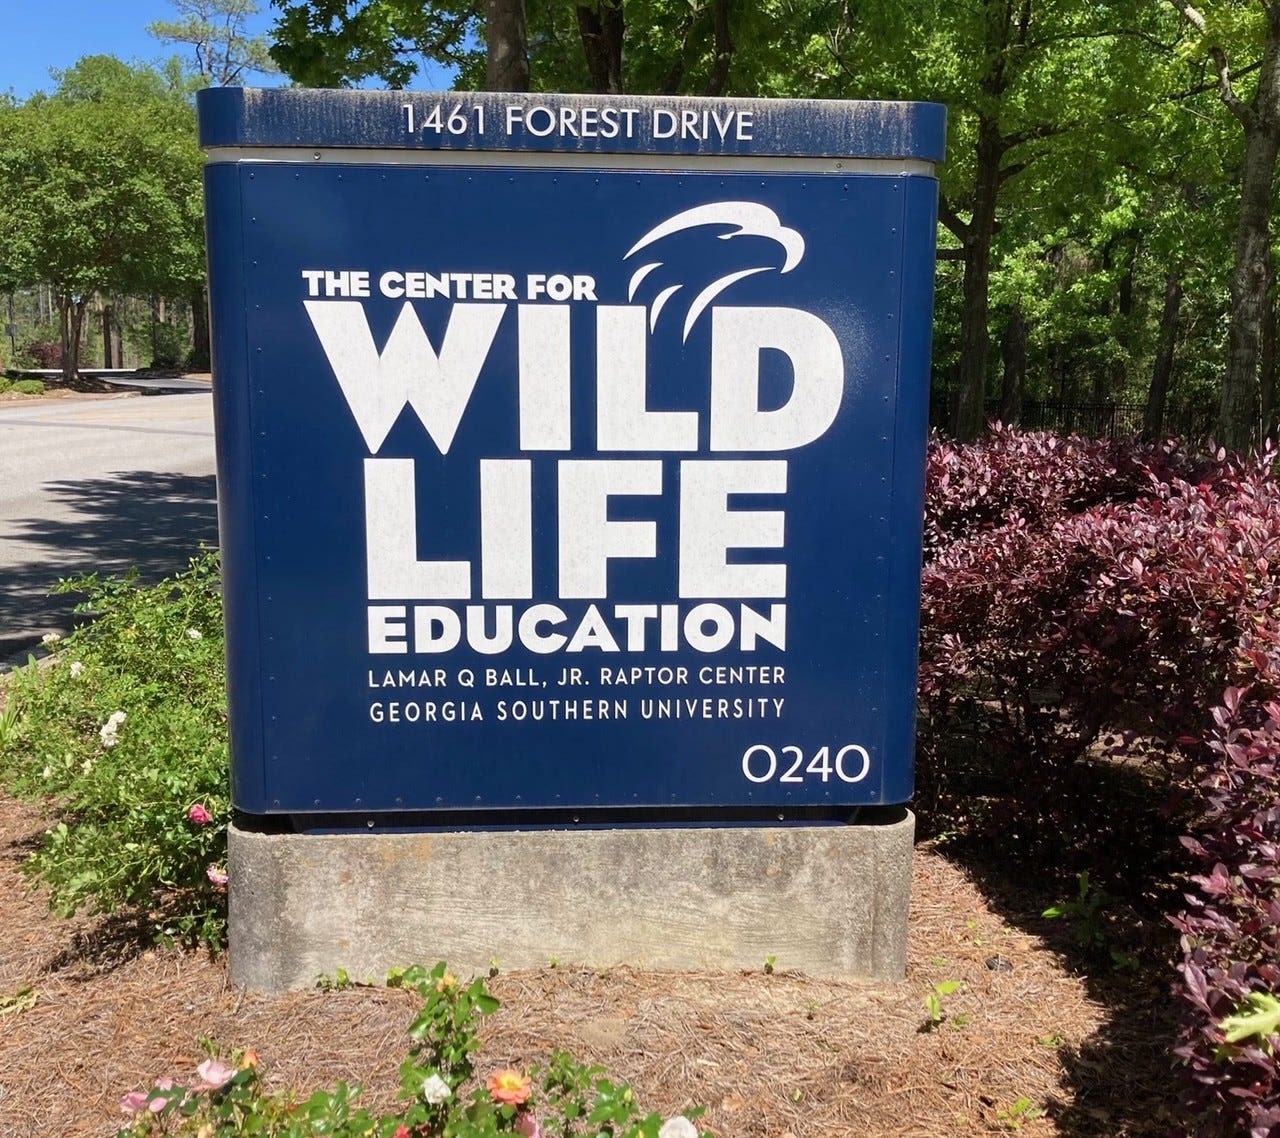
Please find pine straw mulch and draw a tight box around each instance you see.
[0,793,1182,1138]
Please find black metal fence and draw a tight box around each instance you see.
[928,395,1216,443]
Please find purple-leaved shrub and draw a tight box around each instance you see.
[919,429,1280,1136]
[1173,663,1280,1138]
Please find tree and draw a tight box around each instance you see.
[0,58,205,381]
[1169,2,1280,451]
[486,0,528,91]
[150,1,279,368]
[148,0,280,86]
[267,0,765,95]
[268,0,480,87]
[825,0,1183,440]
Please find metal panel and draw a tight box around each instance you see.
[201,91,942,821]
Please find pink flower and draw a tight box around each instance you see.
[206,864,229,887]
[188,803,213,826]
[119,1090,148,1113]
[149,1078,176,1113]
[196,1058,236,1090]
[515,1111,543,1137]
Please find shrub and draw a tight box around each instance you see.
[917,430,1211,872]
[918,427,1280,1133]
[0,552,228,947]
[919,436,1270,788]
[922,423,1183,562]
[116,962,710,1138]
[11,378,45,394]
[1172,668,1280,1138]
[17,332,61,369]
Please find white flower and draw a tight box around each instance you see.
[69,662,84,678]
[186,628,203,640]
[41,632,61,646]
[659,1119,699,1138]
[41,765,52,779]
[421,1073,452,1105]
[81,758,94,774]
[99,710,126,748]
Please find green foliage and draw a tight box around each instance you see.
[922,980,967,1031]
[1219,992,1280,1055]
[117,964,711,1137]
[315,968,361,991]
[1042,871,1108,945]
[0,553,229,947]
[259,0,1272,437]
[0,56,205,377]
[996,1096,1045,1130]
[5,379,46,395]
[148,0,279,86]
[0,985,38,1016]
[149,308,194,369]
[269,0,479,88]
[1042,870,1137,970]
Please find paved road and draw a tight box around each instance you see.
[0,394,217,661]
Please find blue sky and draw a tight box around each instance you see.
[2,0,452,99]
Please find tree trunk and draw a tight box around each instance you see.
[190,284,211,371]
[1096,239,1136,403]
[576,1,624,94]
[950,117,1003,442]
[1144,270,1183,441]
[1262,259,1278,441]
[149,293,160,366]
[1222,124,1280,451]
[486,0,529,92]
[705,0,734,96]
[58,295,72,382]
[1000,307,1028,426]
[59,294,87,382]
[101,299,113,371]
[1219,7,1280,452]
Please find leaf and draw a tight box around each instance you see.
[1220,993,1280,1050]
[0,986,37,1016]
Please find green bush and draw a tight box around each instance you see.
[0,552,229,947]
[11,379,45,395]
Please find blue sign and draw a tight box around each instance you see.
[199,90,943,819]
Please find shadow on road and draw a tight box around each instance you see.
[0,470,218,655]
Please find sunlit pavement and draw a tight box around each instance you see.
[0,393,217,664]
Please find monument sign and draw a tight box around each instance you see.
[199,89,943,822]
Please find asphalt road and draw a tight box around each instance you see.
[0,393,217,661]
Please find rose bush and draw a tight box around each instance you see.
[116,963,710,1138]
[0,553,229,946]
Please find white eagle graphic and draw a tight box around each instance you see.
[623,202,806,341]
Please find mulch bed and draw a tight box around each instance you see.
[0,792,1181,1138]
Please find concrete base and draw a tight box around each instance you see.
[228,810,914,993]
